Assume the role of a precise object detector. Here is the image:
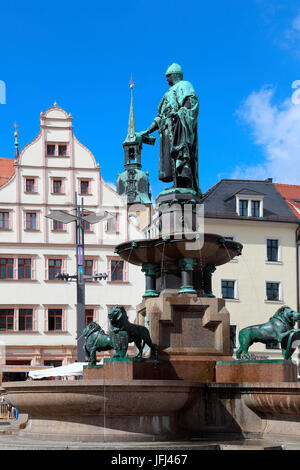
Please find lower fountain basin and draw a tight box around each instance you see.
[2,379,202,442]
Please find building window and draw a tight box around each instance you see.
[85,309,94,326]
[18,259,32,279]
[239,200,248,217]
[25,178,36,193]
[85,260,93,277]
[0,309,14,331]
[0,258,14,279]
[221,280,236,299]
[47,143,68,157]
[107,257,128,283]
[0,211,10,230]
[52,179,63,194]
[58,145,67,156]
[106,214,119,233]
[80,180,89,195]
[48,259,62,280]
[48,309,63,331]
[111,260,124,281]
[47,144,55,156]
[266,282,280,301]
[25,212,37,230]
[19,308,33,331]
[251,200,260,217]
[83,219,92,232]
[267,239,279,262]
[52,220,64,231]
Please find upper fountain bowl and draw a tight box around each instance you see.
[115,233,243,268]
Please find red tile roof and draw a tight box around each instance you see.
[274,183,300,219]
[0,158,15,187]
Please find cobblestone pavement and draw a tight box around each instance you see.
[0,420,299,450]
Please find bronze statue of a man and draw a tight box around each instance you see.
[138,63,200,194]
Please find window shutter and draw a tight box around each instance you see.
[32,257,36,281]
[123,261,128,282]
[13,309,18,331]
[13,257,17,280]
[44,309,48,332]
[45,259,48,281]
[33,307,38,331]
[62,309,67,332]
[107,257,111,281]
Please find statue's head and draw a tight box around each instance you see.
[274,306,300,327]
[83,321,102,337]
[165,63,183,86]
[108,305,128,326]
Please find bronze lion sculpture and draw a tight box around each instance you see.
[236,306,300,360]
[83,322,113,366]
[108,305,157,360]
[83,305,157,366]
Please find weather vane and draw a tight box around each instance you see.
[13,122,19,137]
[129,74,134,90]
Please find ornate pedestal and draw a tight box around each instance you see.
[136,290,232,381]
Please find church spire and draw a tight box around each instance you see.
[117,76,152,207]
[124,75,137,143]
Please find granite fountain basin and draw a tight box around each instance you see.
[2,379,203,442]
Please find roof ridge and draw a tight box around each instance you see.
[274,183,300,189]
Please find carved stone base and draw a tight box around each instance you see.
[136,290,232,381]
[83,358,178,381]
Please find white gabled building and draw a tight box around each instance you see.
[0,104,145,368]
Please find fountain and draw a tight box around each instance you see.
[2,65,300,448]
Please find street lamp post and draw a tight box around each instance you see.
[46,194,112,362]
[75,193,86,362]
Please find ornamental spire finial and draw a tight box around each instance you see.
[13,122,19,159]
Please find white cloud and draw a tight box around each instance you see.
[283,10,300,54]
[292,12,300,32]
[233,85,300,183]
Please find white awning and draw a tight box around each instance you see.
[28,361,103,379]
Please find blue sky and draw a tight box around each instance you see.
[1,0,300,196]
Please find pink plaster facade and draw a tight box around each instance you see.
[0,104,145,368]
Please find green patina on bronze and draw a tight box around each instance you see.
[137,63,201,194]
[178,257,197,294]
[141,263,160,298]
[108,305,157,360]
[83,306,157,366]
[83,322,114,367]
[203,264,216,298]
[236,306,300,360]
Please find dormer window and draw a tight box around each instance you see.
[251,200,260,217]
[239,200,248,217]
[236,193,264,217]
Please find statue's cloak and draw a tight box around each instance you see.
[154,80,200,193]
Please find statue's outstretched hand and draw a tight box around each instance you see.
[136,131,148,142]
